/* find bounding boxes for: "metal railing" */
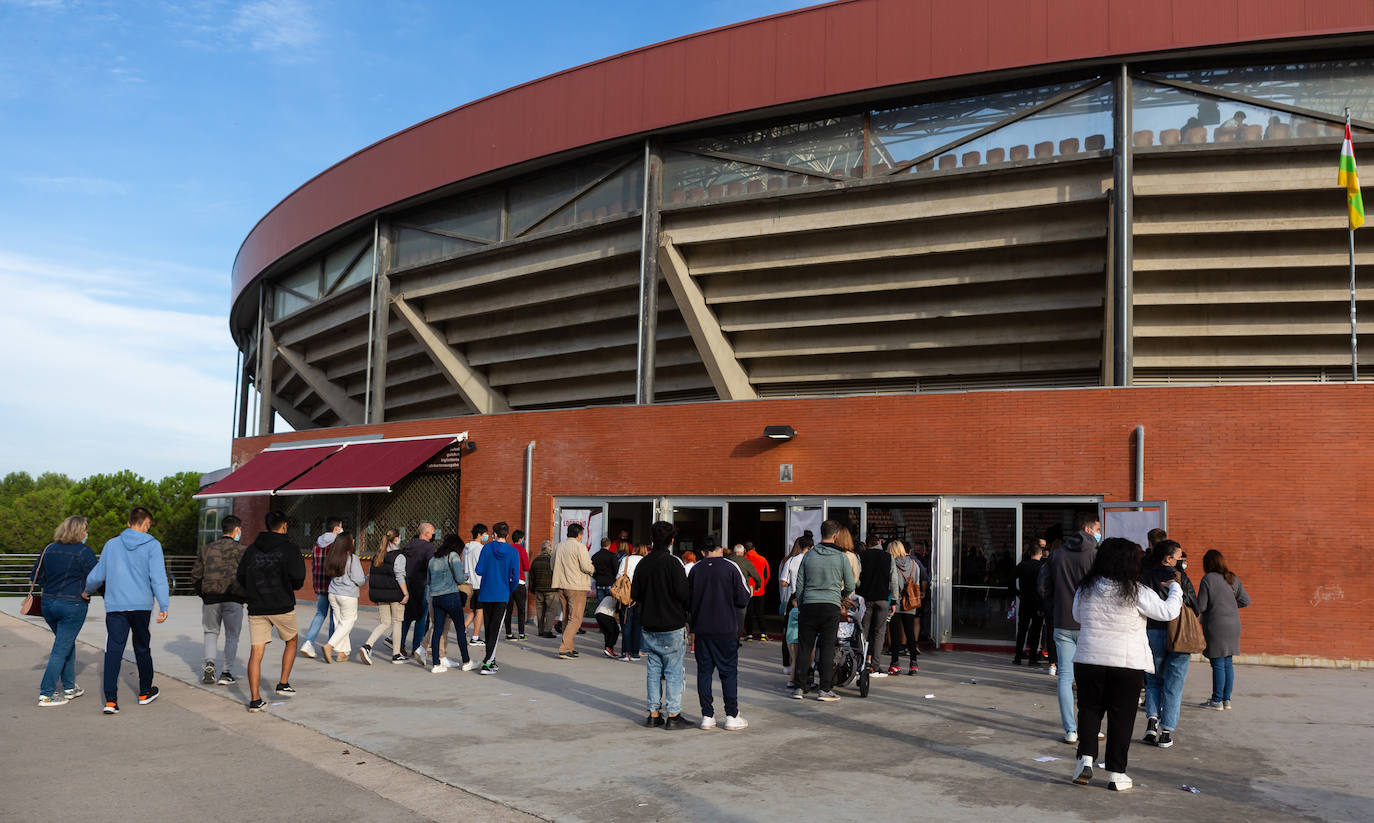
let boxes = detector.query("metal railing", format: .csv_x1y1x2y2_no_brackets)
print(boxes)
0,554,198,596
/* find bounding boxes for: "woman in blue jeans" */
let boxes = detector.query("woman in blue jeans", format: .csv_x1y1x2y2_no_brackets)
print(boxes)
426,539,472,672
1140,540,1196,747
32,516,98,706
1197,550,1250,710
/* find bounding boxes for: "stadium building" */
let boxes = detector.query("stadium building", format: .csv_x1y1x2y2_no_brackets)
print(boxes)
204,0,1374,662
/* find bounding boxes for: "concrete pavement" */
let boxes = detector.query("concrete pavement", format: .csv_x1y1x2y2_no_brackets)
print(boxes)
2,597,1369,822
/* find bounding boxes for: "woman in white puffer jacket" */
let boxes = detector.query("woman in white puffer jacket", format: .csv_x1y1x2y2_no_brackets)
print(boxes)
1069,537,1181,793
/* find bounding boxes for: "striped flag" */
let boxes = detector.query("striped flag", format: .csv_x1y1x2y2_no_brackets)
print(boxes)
1339,124,1365,230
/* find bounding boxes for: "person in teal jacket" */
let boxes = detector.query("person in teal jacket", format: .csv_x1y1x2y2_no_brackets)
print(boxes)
84,507,170,714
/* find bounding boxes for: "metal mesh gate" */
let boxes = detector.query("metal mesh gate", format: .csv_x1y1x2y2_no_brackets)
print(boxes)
360,470,461,557
279,470,460,558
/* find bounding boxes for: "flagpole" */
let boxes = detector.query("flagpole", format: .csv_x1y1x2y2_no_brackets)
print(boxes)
1349,107,1359,382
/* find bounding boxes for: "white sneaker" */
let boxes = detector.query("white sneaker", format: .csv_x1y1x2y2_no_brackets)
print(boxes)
782,665,791,675
299,641,317,659
698,715,717,730
1071,755,1093,785
1097,731,1106,740
1062,731,1079,744
1048,663,1057,677
723,715,748,731
412,648,427,666
460,661,475,671
1107,771,1133,791
441,657,461,669
430,664,446,674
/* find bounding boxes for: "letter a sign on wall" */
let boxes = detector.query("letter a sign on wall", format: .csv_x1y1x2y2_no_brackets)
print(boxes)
779,464,793,482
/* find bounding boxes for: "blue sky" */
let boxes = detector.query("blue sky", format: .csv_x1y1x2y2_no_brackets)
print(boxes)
0,0,800,480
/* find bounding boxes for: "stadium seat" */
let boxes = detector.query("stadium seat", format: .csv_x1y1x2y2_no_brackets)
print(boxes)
1010,144,1030,161
1241,124,1262,141
1213,126,1239,142
1159,129,1182,146
1266,123,1292,140
1085,134,1106,151
1059,137,1080,155
726,180,744,196
1297,122,1322,138
669,188,686,204
1133,130,1154,147
961,150,981,167
1034,141,1053,158
1183,126,1207,144
938,154,958,170
746,179,764,194
986,147,1006,163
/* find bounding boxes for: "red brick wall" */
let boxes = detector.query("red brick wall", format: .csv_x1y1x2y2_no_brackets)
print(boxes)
231,385,1374,660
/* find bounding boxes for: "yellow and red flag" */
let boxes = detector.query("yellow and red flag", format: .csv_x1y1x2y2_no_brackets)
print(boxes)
1339,124,1365,230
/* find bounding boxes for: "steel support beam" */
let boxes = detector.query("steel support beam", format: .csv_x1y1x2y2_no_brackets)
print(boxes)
368,226,392,423
636,139,663,404
235,346,250,439
256,288,276,435
392,296,512,415
273,344,365,425
657,237,757,401
1111,63,1133,386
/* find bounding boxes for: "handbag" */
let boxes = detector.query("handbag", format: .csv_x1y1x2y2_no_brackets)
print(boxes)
899,563,922,611
1167,604,1206,654
610,556,635,606
447,555,473,602
21,545,49,616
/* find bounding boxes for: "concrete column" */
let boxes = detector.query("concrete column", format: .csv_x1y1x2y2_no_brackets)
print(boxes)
1111,63,1134,386
636,139,663,405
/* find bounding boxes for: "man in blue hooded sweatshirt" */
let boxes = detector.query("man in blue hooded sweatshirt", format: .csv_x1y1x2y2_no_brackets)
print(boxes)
84,506,170,715
473,521,521,674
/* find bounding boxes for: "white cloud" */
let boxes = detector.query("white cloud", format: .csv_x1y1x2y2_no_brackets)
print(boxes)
232,0,320,57
0,250,239,480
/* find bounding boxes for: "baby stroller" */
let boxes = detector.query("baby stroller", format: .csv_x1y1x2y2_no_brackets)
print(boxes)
827,596,872,697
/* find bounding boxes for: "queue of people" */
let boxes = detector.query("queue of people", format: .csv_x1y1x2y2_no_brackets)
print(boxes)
27,506,1252,787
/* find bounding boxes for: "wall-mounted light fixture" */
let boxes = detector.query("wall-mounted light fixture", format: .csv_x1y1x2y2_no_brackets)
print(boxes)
763,425,796,440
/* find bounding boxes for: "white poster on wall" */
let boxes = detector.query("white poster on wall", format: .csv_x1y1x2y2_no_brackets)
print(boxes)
1104,509,1164,550
788,505,823,549
560,509,591,545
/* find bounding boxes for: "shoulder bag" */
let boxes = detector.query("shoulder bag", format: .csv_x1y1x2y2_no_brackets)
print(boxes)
451,555,474,602
611,556,635,606
1166,577,1206,654
22,545,50,616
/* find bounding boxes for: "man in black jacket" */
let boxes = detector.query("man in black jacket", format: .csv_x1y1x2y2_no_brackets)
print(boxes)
1012,540,1045,666
629,521,690,730
688,540,752,730
399,523,436,659
236,510,307,713
1044,511,1100,744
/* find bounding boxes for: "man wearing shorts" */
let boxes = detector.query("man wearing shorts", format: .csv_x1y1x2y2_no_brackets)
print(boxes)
236,510,307,713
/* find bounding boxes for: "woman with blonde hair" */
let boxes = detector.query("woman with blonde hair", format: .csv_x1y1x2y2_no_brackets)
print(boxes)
360,529,408,664
886,539,923,676
832,526,861,580
321,532,365,663
31,516,98,706
618,543,650,661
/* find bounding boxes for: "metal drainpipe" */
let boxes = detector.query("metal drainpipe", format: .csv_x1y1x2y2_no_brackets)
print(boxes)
1134,425,1145,501
524,441,535,535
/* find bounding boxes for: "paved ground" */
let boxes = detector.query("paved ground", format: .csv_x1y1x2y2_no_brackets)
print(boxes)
3,597,1369,822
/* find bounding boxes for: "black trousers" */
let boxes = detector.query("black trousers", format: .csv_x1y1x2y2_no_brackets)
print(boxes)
793,603,841,693
506,584,528,634
595,613,619,649
1014,602,1043,659
744,597,766,637
1075,662,1144,773
888,612,920,667
480,602,507,663
1042,619,1057,664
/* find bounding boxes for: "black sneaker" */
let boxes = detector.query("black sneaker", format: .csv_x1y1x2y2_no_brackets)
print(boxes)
137,686,160,705
217,671,237,685
518,633,527,640
391,654,407,664
1143,716,1160,745
1157,730,1174,748
248,698,266,713
663,714,690,730
274,683,296,695
103,700,119,714
202,662,216,684
553,621,563,634
506,634,517,641
645,713,665,727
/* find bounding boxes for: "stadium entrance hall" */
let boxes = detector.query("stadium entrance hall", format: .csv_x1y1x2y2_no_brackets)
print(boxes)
553,496,1104,649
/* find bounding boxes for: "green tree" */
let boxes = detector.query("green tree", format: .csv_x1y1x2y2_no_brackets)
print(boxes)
66,470,155,551
0,486,69,553
150,471,201,556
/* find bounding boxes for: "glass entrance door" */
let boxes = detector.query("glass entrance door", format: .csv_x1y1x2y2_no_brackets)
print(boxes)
943,501,1020,644
670,499,724,556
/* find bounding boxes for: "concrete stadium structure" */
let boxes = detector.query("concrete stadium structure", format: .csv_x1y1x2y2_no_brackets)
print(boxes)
212,0,1374,662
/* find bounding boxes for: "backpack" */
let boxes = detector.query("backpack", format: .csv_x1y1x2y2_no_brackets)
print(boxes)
611,556,635,606
899,563,922,611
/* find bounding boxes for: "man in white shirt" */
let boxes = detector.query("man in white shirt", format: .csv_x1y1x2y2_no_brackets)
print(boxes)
464,523,489,644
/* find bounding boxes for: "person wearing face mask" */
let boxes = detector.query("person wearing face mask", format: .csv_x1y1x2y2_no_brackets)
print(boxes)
192,515,248,685
360,529,409,664
1140,540,1197,748
1044,511,1101,745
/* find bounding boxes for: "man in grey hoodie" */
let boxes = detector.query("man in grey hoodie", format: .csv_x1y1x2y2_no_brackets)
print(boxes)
790,519,856,702
1044,511,1101,744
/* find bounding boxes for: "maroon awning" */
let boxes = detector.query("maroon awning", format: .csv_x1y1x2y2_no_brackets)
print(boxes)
193,444,344,499
274,435,460,496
